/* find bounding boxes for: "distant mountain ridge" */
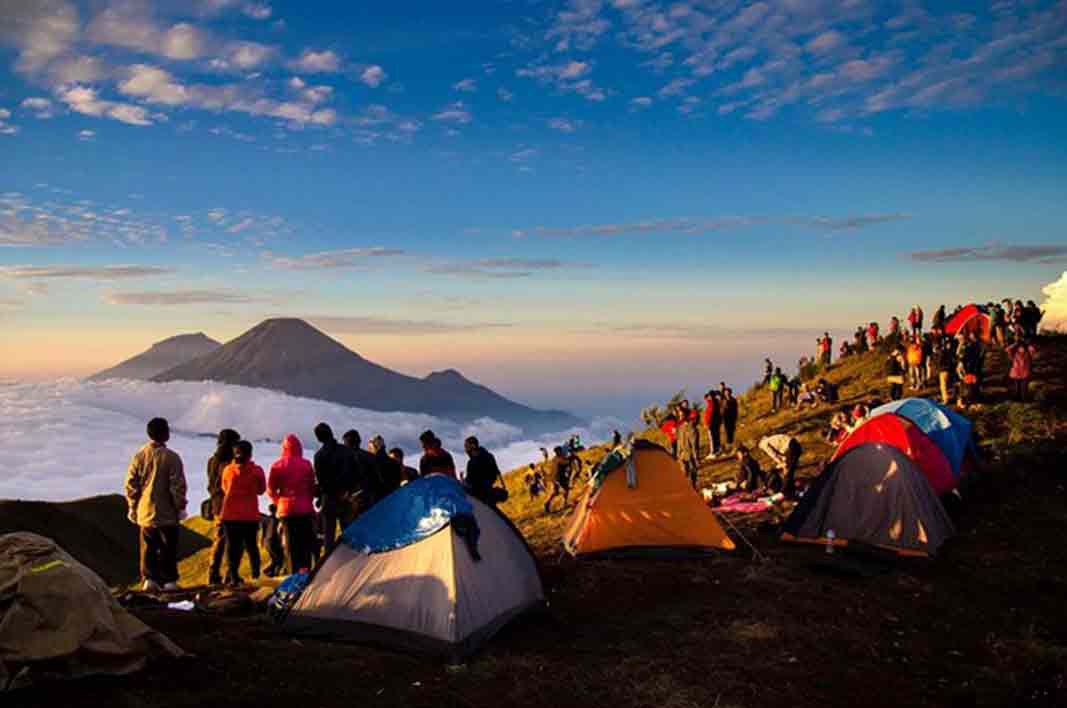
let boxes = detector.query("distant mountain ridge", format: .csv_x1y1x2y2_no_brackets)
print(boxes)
88,333,221,381
150,318,581,433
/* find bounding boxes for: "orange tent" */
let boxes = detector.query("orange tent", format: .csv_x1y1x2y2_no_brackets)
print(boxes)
562,442,735,558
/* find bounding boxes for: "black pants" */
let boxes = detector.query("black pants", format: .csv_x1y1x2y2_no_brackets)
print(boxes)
321,496,355,554
724,418,736,446
208,521,227,580
1012,378,1029,402
890,382,903,400
282,515,316,574
140,525,179,584
223,521,260,582
783,446,801,499
708,421,722,453
263,523,285,576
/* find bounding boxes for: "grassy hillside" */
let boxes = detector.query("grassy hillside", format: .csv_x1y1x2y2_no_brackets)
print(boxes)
6,334,1067,708
0,494,211,586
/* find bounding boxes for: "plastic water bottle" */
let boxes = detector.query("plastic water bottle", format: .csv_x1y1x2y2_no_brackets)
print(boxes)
825,529,836,555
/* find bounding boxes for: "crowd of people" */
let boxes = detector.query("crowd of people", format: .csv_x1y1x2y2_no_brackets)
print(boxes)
124,421,507,592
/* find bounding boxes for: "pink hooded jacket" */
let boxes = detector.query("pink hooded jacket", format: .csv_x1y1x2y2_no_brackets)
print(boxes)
268,434,317,518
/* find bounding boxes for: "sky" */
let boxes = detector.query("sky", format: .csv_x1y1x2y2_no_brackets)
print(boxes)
1,0,1066,418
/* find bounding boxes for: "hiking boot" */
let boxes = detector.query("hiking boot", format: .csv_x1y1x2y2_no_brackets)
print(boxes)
142,579,162,593
225,576,244,587
163,582,181,592
208,573,223,586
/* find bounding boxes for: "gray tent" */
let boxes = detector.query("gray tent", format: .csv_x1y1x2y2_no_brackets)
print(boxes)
0,533,184,692
781,443,955,556
282,475,544,658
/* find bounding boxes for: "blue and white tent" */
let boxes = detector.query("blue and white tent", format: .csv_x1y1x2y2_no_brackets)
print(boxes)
281,475,543,658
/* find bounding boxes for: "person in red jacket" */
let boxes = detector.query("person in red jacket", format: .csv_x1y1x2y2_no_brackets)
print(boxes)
268,434,318,574
660,415,678,457
221,440,266,586
702,391,723,459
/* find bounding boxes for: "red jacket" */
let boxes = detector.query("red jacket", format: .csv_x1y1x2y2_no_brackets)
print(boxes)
268,435,317,518
702,398,719,426
221,461,266,522
660,418,678,443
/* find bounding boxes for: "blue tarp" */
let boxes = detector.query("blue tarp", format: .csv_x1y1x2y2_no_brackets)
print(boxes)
340,474,474,554
870,398,976,477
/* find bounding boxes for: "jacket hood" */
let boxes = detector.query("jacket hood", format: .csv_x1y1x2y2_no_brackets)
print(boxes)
282,434,303,459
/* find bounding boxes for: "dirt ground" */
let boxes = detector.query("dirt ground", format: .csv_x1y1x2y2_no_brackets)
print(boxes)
7,338,1067,708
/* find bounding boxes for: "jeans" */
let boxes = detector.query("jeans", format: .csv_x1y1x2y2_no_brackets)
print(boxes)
139,525,179,585
321,495,355,554
223,521,260,582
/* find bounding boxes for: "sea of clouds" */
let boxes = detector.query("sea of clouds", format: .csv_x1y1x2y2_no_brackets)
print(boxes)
0,378,622,510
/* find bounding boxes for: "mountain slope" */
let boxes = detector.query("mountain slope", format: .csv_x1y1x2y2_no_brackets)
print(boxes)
88,333,221,381
152,318,580,432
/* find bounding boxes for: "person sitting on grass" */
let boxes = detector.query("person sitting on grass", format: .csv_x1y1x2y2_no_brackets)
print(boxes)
759,433,802,500
124,417,188,593
543,446,574,514
221,440,266,587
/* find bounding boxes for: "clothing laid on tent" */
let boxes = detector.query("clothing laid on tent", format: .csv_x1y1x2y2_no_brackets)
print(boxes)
781,443,955,557
562,441,735,558
278,475,543,659
944,304,992,342
869,398,978,479
832,414,956,495
0,533,184,693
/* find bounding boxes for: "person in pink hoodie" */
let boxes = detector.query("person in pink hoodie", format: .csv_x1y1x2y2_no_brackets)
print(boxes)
268,434,318,573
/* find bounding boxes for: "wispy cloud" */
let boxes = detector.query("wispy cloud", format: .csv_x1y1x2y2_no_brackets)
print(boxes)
431,100,472,124
289,48,340,73
452,78,477,92
909,244,1067,264
514,213,910,238
307,315,512,336
104,289,258,305
0,265,175,279
265,247,405,270
426,257,574,280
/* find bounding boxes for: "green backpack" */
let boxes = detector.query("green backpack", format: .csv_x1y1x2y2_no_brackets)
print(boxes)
769,374,783,392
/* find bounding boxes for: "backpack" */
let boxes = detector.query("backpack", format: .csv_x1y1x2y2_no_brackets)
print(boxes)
769,374,783,392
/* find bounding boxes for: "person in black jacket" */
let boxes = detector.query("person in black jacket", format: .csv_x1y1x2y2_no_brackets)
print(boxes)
722,388,739,450
885,349,906,401
368,435,403,499
342,429,382,514
313,423,358,554
206,428,240,586
463,436,504,508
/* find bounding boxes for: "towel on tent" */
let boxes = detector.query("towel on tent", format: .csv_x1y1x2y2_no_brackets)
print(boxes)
713,494,774,514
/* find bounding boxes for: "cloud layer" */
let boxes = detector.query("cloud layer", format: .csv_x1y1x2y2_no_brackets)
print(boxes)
0,378,614,508
1040,271,1067,333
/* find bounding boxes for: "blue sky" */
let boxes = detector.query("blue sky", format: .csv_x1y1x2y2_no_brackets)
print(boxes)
1,0,1065,417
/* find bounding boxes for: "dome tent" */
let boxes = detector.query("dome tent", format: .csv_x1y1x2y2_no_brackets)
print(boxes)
869,398,978,479
562,441,735,558
782,443,955,557
944,304,992,342
280,475,544,659
832,413,956,495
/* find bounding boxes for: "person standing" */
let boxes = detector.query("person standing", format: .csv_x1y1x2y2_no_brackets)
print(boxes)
933,336,956,405
342,429,382,514
124,417,188,593
268,434,317,575
769,367,786,413
703,391,722,459
463,436,505,507
418,430,457,478
676,414,700,488
723,388,739,450
660,413,679,457
543,447,573,514
388,447,419,484
931,305,946,333
313,422,357,554
369,435,403,498
611,429,622,448
221,440,266,586
206,428,240,586
820,332,833,369
1005,338,1038,402
762,358,774,386
906,335,924,390
886,348,906,401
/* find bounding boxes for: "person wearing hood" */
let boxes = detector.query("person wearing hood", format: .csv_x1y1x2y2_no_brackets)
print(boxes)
268,434,318,575
206,428,240,586
221,440,266,586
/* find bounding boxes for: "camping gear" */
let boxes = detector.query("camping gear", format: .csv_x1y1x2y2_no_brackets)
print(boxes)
280,475,543,659
832,413,956,495
0,533,184,693
562,440,736,558
944,304,992,342
869,398,977,478
781,443,955,557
